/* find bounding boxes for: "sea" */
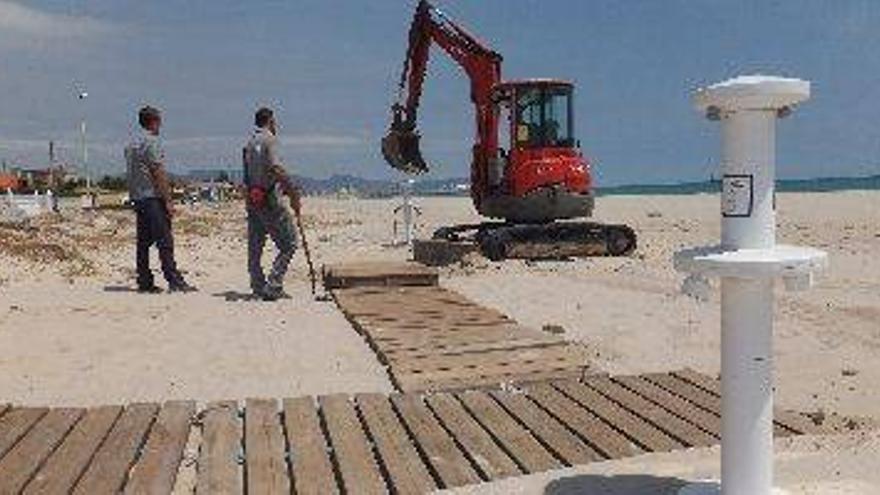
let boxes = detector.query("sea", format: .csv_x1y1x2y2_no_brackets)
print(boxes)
596,175,880,196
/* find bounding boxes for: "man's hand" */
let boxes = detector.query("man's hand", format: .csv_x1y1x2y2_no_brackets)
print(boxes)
289,192,302,215
165,201,176,219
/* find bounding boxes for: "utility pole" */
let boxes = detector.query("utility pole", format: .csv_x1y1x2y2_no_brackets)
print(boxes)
78,90,89,190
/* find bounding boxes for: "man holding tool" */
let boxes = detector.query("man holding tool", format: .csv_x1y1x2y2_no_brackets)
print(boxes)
242,107,309,301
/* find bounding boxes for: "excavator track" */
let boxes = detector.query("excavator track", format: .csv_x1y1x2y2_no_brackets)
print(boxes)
433,222,637,261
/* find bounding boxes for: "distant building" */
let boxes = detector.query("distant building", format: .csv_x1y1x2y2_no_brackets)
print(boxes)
185,169,244,184
0,173,20,191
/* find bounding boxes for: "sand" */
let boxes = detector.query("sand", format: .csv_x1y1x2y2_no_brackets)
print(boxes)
1,191,878,491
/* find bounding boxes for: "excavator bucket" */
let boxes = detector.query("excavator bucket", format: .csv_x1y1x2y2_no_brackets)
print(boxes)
381,106,429,174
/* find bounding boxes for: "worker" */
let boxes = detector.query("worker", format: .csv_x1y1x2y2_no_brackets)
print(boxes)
242,107,301,301
125,105,197,294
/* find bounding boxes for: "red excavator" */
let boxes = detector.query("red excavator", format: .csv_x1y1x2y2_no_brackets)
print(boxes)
382,0,636,260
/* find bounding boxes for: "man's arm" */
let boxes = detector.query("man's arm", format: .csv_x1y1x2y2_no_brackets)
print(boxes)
145,140,174,214
266,138,301,213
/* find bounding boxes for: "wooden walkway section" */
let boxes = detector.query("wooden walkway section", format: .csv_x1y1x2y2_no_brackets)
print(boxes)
334,285,589,392
324,261,589,392
0,370,841,494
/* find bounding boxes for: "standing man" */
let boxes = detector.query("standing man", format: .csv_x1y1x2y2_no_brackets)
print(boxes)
243,107,301,301
125,105,197,293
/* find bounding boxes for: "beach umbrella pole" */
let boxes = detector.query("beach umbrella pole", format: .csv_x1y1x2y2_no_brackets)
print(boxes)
675,76,827,495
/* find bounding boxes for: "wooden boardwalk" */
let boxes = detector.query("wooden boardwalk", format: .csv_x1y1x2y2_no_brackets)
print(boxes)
0,370,839,494
333,285,590,392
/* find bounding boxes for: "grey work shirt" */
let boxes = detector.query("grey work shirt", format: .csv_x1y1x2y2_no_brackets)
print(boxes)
125,131,164,201
243,127,282,190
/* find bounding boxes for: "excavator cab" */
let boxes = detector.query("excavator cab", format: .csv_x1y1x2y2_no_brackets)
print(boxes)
505,81,575,151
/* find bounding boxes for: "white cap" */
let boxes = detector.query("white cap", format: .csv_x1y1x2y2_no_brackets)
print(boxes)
693,75,810,115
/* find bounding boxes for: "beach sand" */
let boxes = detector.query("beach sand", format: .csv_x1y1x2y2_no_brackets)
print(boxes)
0,191,878,492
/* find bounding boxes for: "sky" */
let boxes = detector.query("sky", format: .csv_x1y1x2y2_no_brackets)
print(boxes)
1,0,879,186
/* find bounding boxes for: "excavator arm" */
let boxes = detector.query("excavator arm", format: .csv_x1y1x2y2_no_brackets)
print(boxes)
382,0,503,206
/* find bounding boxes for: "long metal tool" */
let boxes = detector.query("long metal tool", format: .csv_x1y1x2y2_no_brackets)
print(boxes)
294,208,318,297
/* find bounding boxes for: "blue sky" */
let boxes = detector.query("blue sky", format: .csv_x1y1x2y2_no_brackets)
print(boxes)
1,0,879,186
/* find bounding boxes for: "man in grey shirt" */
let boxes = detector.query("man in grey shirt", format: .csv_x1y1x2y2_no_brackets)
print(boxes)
125,106,196,293
243,107,301,301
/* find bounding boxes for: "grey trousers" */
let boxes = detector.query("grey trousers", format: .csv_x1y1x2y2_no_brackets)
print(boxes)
247,206,297,293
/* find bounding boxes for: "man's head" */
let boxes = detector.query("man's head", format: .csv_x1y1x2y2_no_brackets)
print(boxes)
138,106,162,134
255,107,276,134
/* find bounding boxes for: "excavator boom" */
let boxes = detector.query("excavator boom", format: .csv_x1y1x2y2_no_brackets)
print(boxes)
382,0,502,194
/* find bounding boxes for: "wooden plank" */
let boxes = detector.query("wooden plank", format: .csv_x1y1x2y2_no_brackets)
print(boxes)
283,397,338,495
0,407,48,461
425,394,520,480
392,344,581,374
583,376,716,448
24,406,122,495
0,408,83,494
323,261,438,289
73,403,160,494
525,383,636,459
394,359,585,393
390,394,480,488
244,399,289,495
643,372,723,416
357,394,436,494
196,401,242,495
457,391,560,473
671,369,821,435
374,326,544,349
643,373,789,437
124,401,195,494
382,336,563,360
489,390,602,466
554,381,682,453
319,395,385,495
612,375,721,438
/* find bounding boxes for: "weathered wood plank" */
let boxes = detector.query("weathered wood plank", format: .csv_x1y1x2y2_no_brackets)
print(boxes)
554,381,682,453
525,383,636,459
583,376,716,448
0,407,48,462
196,401,241,495
489,390,602,466
323,261,438,289
395,361,584,393
392,344,581,374
73,403,159,494
283,397,338,495
671,368,822,435
612,375,721,438
458,391,560,473
124,401,195,494
319,394,385,495
643,373,723,416
24,406,122,495
0,408,83,494
425,394,520,480
357,394,436,495
382,336,563,361
390,394,480,488
244,399,289,495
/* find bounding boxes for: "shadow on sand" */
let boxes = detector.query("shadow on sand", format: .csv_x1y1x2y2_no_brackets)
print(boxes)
103,285,139,293
212,290,260,302
545,474,712,495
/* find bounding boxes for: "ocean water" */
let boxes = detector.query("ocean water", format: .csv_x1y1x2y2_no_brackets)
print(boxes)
596,175,880,196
